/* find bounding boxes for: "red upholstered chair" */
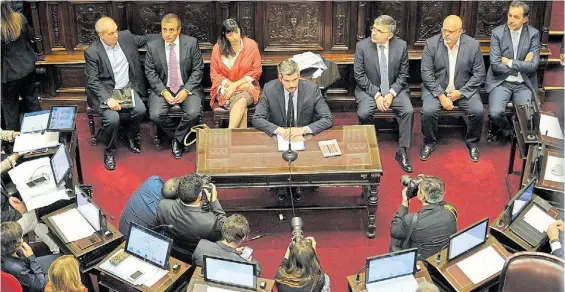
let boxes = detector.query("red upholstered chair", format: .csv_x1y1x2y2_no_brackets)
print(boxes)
497,251,564,292
1,271,23,292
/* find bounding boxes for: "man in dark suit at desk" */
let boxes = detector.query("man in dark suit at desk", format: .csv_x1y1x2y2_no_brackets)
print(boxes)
420,15,485,162
546,219,564,257
390,175,458,260
252,59,333,202
85,17,147,171
486,1,540,141
156,174,226,259
145,13,204,159
354,15,414,173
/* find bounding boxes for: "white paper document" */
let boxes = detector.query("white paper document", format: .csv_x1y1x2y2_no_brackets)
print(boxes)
99,250,168,287
50,208,95,242
523,205,556,233
13,132,60,154
457,246,505,284
277,135,305,151
195,285,239,292
20,110,50,134
544,155,565,183
540,114,564,140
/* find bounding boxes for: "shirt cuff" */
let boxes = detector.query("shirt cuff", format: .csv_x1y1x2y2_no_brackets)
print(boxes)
508,60,514,68
374,92,382,99
244,76,254,84
303,127,313,135
551,241,562,253
274,128,280,135
389,88,397,97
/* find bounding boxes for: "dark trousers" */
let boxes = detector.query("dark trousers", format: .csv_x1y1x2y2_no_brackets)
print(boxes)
488,81,532,130
421,92,484,147
96,93,146,155
355,87,414,149
149,89,203,143
1,71,41,131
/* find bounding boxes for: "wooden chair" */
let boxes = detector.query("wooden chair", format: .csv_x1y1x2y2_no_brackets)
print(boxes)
211,103,256,128
152,105,204,148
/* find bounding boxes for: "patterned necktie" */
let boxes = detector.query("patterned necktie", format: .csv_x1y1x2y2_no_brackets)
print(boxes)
379,45,389,94
287,92,295,127
168,43,180,94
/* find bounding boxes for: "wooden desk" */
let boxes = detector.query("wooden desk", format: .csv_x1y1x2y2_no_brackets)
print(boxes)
95,242,191,292
346,261,431,292
186,267,274,292
522,147,564,193
425,236,510,292
41,204,123,272
196,125,383,238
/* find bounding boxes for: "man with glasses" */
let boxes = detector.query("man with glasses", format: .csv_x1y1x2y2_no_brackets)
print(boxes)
420,15,485,162
145,14,204,159
354,15,414,172
486,1,540,141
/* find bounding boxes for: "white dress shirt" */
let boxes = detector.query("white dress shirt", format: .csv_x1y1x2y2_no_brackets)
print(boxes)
101,39,129,90
506,25,525,83
444,38,460,92
374,40,397,98
274,87,312,134
165,36,184,89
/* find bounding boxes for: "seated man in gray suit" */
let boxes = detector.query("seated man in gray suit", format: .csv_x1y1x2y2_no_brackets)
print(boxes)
487,1,540,140
85,17,147,171
192,214,261,275
354,15,414,173
252,59,333,202
145,13,204,159
421,15,485,162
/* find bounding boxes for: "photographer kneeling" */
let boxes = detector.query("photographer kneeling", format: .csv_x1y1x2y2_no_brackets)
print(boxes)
275,237,330,292
390,175,457,260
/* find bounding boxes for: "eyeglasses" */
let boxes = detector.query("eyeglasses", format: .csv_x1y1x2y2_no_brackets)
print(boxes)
370,26,391,34
442,28,461,34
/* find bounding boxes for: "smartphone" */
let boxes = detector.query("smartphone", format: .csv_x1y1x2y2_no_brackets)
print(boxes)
130,271,143,281
240,246,254,261
27,176,47,188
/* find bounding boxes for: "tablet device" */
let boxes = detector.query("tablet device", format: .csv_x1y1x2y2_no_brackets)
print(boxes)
47,106,78,132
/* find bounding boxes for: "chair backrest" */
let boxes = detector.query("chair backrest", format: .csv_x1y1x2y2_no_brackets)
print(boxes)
497,251,564,292
1,271,23,292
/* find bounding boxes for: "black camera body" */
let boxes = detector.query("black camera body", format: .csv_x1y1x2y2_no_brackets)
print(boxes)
200,175,213,212
291,217,304,243
400,175,421,199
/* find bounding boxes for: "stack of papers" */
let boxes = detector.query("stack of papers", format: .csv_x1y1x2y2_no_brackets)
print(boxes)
13,132,60,154
457,246,505,284
540,114,563,140
277,135,305,151
49,208,95,242
99,250,168,287
523,205,556,233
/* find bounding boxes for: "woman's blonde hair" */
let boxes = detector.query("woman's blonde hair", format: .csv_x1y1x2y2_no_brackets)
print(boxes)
1,2,23,42
47,255,85,292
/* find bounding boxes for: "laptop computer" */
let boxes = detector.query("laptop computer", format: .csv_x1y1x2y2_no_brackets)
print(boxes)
497,179,535,227
47,106,78,132
50,144,72,188
125,222,173,270
447,218,489,261
365,248,419,292
203,255,257,291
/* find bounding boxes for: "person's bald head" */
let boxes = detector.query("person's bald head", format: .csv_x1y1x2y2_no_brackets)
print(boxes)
442,15,463,48
95,16,118,48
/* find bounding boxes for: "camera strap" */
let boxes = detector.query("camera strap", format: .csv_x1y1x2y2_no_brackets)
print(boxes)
402,214,418,249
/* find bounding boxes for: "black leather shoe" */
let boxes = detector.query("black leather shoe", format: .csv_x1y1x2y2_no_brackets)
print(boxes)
104,153,116,171
420,145,435,161
466,145,480,162
293,187,304,202
395,151,413,173
171,139,183,159
120,134,141,154
277,188,288,203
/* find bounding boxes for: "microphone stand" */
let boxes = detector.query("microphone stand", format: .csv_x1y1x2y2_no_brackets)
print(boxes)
282,101,298,163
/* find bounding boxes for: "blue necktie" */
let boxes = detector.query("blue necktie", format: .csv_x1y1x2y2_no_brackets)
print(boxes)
379,45,389,94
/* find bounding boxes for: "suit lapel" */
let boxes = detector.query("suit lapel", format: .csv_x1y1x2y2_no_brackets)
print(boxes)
504,25,515,59
388,39,395,79
277,81,286,121
158,39,168,78
296,81,304,123
454,37,466,80
179,35,187,83
516,25,528,60
118,34,135,77
373,43,381,80
439,36,450,78
97,39,114,81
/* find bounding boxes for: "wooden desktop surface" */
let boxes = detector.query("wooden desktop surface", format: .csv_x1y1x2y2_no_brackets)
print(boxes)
426,236,510,292
346,261,431,292
96,242,191,292
186,267,274,292
522,147,564,192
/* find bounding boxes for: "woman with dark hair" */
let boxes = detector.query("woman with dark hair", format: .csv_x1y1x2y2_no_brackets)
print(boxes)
275,237,330,292
210,18,262,128
1,2,41,131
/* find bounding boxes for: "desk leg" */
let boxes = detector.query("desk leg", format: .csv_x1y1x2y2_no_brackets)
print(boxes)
75,140,84,184
507,138,517,175
363,184,379,239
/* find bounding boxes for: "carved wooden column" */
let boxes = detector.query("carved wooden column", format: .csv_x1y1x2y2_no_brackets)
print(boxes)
356,1,366,41
541,1,551,51
29,2,44,60
220,2,230,20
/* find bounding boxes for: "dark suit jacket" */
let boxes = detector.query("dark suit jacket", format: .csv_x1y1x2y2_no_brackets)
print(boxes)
144,34,204,95
252,79,333,135
192,240,262,275
156,199,226,253
354,37,410,97
1,184,22,222
390,202,457,260
1,254,46,292
421,34,486,99
84,30,148,110
1,16,36,83
486,24,540,97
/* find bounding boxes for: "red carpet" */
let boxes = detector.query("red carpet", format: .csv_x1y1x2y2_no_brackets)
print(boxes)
76,110,537,291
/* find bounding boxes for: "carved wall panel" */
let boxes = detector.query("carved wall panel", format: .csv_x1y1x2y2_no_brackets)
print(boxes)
180,2,215,49
45,2,65,51
56,66,86,89
332,2,350,50
369,1,407,39
237,2,255,40
264,2,324,51
130,3,167,35
69,3,109,50
414,1,457,46
474,1,509,39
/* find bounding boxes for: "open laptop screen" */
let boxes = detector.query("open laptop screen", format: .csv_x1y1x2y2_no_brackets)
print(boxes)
511,180,535,221
51,145,71,187
204,255,256,290
125,222,172,270
448,218,489,261
76,187,101,231
366,248,417,284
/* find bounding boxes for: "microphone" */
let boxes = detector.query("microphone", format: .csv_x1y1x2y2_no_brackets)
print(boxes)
435,243,450,264
353,265,366,283
282,93,298,163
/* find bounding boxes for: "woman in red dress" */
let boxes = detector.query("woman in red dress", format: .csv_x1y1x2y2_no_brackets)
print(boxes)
210,19,262,128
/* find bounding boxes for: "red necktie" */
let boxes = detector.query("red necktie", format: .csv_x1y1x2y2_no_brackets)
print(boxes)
168,43,180,93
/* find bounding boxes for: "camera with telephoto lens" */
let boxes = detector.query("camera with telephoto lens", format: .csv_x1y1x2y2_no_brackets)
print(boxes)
291,217,304,243
400,175,421,199
200,175,213,212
